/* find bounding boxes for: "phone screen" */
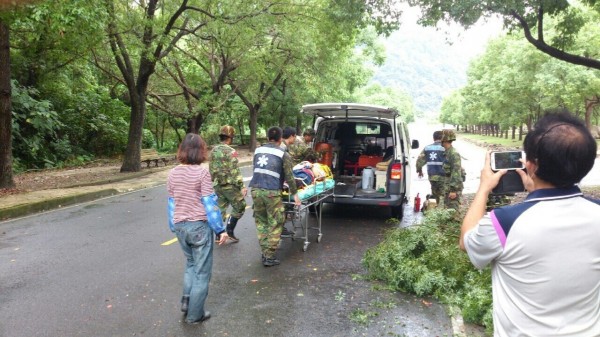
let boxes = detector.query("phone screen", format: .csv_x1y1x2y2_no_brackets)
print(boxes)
492,151,525,170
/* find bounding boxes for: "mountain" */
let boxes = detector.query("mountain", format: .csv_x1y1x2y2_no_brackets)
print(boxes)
371,15,502,117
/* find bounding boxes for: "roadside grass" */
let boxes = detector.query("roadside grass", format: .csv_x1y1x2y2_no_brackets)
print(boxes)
459,132,600,149
458,132,522,149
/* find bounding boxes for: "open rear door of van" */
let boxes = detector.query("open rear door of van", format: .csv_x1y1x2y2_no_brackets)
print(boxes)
301,103,399,119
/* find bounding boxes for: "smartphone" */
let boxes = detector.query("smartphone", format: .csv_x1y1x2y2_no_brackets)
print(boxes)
490,151,525,171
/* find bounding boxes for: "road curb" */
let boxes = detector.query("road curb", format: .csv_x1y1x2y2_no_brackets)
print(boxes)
0,189,119,220
62,167,169,189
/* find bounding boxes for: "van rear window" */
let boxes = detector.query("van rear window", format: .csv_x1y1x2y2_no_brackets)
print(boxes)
356,123,380,135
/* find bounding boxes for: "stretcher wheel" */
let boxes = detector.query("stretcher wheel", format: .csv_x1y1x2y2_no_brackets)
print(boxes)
317,234,322,243
303,242,309,252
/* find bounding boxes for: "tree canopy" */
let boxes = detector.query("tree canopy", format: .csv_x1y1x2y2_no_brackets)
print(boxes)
0,0,410,185
408,0,600,70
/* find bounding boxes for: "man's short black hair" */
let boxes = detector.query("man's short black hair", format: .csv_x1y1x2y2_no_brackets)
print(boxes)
267,126,282,142
433,131,443,141
523,110,597,187
282,126,296,139
303,128,315,137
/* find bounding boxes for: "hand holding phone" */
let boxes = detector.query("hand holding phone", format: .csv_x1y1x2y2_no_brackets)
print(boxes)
489,151,526,194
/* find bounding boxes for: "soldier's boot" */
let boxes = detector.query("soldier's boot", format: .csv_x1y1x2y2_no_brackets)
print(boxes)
262,254,280,267
226,216,240,243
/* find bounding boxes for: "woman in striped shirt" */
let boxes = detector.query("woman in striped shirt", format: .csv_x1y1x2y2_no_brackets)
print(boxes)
167,133,229,324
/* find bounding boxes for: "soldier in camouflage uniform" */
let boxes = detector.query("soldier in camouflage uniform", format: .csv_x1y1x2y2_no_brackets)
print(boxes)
288,140,318,163
209,125,247,243
249,126,301,267
280,126,317,163
416,131,445,204
302,128,315,146
440,129,464,212
280,126,296,152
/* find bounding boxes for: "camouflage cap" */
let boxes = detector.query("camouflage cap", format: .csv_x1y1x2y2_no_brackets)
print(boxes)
441,129,456,142
219,125,235,138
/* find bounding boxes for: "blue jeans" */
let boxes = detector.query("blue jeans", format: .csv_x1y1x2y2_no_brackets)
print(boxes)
174,220,213,322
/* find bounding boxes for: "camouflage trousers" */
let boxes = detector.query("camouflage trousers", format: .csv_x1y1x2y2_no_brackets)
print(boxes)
429,180,444,204
214,185,247,221
251,188,285,259
441,190,462,212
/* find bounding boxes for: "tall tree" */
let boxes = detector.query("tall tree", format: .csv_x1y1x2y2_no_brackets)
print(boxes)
102,0,196,172
408,0,600,70
0,16,14,188
101,0,283,171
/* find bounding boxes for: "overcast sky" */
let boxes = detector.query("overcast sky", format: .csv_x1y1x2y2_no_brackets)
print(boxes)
387,5,505,61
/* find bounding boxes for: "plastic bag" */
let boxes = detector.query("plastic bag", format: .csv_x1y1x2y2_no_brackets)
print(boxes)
167,197,175,233
200,193,225,234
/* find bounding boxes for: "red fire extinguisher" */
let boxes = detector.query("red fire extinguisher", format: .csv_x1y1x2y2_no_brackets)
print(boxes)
414,193,421,212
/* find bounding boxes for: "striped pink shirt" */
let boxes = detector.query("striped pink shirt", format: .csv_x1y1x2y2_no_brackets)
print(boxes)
167,164,214,224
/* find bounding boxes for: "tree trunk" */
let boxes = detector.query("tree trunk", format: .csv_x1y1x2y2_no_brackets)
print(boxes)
120,88,145,172
187,112,203,134
249,105,258,152
585,96,599,129
0,19,14,189
511,126,516,140
519,124,524,141
296,115,302,135
237,118,246,145
278,109,285,127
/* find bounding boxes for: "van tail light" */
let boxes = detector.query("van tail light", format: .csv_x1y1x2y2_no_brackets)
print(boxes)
391,163,402,180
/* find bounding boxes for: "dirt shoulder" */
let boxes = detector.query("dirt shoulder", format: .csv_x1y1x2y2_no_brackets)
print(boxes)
3,141,600,200
0,145,255,198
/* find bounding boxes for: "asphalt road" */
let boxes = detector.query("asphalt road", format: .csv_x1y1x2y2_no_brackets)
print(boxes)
0,164,454,337
3,123,599,337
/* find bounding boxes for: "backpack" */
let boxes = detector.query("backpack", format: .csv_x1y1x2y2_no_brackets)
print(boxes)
293,167,314,187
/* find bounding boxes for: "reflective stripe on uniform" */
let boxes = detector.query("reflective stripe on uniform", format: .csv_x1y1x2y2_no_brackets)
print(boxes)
255,147,284,158
254,168,281,179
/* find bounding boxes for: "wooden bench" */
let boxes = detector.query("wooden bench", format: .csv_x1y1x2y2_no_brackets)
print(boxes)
140,148,173,167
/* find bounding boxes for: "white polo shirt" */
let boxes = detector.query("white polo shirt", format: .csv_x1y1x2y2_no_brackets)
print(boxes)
464,186,600,336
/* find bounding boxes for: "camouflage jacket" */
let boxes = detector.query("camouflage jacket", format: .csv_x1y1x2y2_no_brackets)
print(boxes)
209,143,244,189
282,151,299,195
288,141,318,164
442,146,464,193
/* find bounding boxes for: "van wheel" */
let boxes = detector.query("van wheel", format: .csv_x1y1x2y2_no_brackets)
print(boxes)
391,205,404,220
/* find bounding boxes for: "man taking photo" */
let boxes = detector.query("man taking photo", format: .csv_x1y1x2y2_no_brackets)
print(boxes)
460,111,600,335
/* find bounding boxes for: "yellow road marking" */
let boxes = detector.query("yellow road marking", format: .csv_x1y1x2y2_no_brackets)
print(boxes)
161,238,178,246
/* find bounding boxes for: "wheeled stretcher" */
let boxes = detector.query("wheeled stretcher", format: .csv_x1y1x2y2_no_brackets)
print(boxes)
282,178,334,252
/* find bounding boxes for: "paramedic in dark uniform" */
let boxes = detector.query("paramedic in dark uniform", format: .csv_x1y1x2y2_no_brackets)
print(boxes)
249,126,301,267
